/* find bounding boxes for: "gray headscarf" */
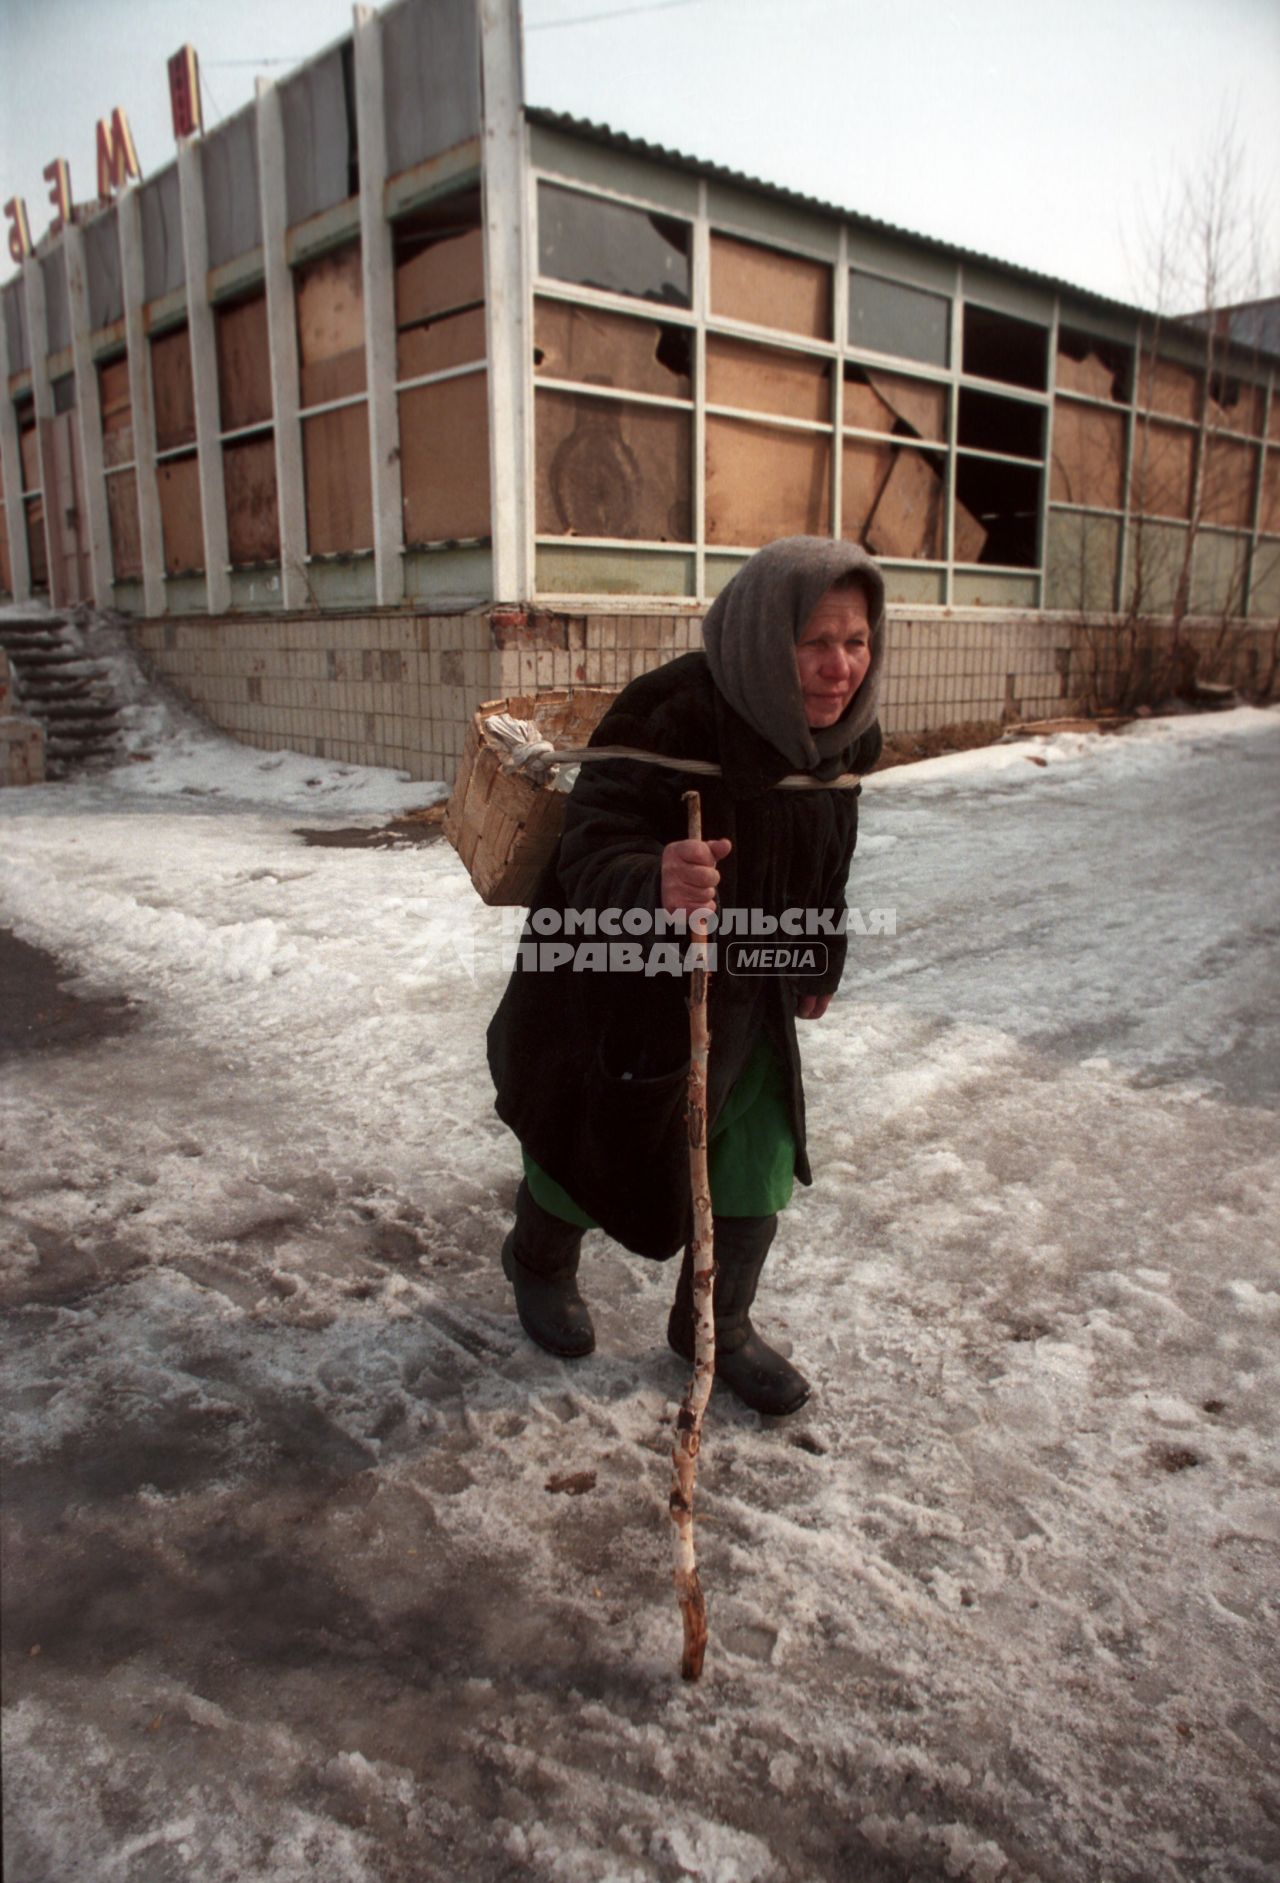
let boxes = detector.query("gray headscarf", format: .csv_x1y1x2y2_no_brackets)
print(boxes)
701,537,886,772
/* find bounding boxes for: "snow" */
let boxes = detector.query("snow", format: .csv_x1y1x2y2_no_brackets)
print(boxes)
2,658,1278,1883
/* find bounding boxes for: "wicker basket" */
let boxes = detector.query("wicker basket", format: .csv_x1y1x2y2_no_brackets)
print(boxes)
444,688,617,906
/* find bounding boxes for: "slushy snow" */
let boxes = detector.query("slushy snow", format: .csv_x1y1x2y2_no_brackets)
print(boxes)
1,630,1277,1883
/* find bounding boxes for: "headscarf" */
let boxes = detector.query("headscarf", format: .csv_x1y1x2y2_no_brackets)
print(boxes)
701,537,886,771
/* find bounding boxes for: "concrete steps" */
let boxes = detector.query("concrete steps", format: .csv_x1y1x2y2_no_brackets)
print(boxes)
0,614,126,778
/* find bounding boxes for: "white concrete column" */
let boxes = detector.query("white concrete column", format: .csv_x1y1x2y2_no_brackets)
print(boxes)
353,4,404,605
64,226,113,605
176,136,231,613
117,185,166,616
256,77,307,610
0,295,32,601
22,254,60,602
479,0,532,605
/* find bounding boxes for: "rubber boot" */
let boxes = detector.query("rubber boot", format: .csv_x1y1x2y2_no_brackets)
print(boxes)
501,1179,595,1358
667,1214,810,1416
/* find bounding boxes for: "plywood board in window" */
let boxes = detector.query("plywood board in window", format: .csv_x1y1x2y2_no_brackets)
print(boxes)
843,377,896,436
99,357,134,466
1055,348,1121,401
533,299,690,400
537,390,691,542
296,244,367,409
865,447,945,562
397,305,488,383
1259,453,1279,535
395,227,484,326
1129,421,1194,520
706,335,829,423
157,451,205,573
224,434,280,565
152,327,197,452
216,294,273,432
1201,437,1256,530
19,421,42,493
51,410,89,604
400,373,491,544
841,437,895,538
706,415,829,546
1138,356,1200,423
710,233,831,339
867,371,948,443
25,497,49,588
1206,380,1263,436
303,404,373,555
106,468,143,580
1051,401,1125,511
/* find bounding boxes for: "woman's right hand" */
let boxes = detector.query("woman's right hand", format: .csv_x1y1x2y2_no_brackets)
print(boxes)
661,837,732,917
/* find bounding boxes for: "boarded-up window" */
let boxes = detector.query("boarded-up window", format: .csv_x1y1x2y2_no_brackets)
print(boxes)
296,243,367,407
706,416,829,546
25,497,49,589
706,336,829,422
843,441,949,562
1129,421,1194,521
954,458,1041,566
534,299,691,400
1051,401,1126,511
963,305,1048,391
1259,453,1279,535
1055,328,1130,404
157,453,204,574
394,201,485,382
98,356,134,466
538,183,691,310
105,468,143,580
850,272,948,367
152,326,197,452
224,435,280,565
1206,375,1264,436
712,234,831,340
1200,437,1256,531
845,365,947,442
215,291,273,432
400,373,490,544
302,406,373,554
18,411,41,493
537,390,691,541
1137,354,1201,423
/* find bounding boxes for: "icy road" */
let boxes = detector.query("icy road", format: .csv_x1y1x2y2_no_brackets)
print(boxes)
1,683,1278,1883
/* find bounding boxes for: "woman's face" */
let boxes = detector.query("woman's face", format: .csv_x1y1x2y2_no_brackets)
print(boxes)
794,587,873,728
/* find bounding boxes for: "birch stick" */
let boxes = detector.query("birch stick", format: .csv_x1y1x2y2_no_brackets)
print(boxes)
670,787,715,1681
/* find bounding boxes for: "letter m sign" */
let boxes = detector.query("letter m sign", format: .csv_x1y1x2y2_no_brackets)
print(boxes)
97,108,141,200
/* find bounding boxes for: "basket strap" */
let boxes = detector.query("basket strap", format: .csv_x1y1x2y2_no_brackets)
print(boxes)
544,744,862,791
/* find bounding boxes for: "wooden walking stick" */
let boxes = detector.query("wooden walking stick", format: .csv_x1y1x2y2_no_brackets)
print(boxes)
670,788,715,1681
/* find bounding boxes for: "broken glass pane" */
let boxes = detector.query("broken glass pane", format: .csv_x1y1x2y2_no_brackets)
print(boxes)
849,272,949,367
954,456,1042,566
963,305,1048,390
958,389,1044,460
538,183,691,310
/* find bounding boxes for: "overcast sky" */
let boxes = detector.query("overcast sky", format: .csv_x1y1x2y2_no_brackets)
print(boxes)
1,0,1277,308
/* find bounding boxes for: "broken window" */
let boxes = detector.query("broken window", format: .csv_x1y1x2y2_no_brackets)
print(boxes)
401,373,491,545
844,365,947,442
294,242,372,556
962,305,1048,390
1205,372,1263,436
706,416,829,546
1055,327,1131,404
1201,437,1257,531
849,272,948,367
150,324,203,576
536,300,692,400
843,440,947,561
1136,352,1201,424
712,234,831,340
958,389,1044,460
1129,420,1194,521
98,353,143,581
394,193,486,382
538,390,691,542
953,457,1041,566
1051,400,1126,511
706,336,830,422
538,182,691,310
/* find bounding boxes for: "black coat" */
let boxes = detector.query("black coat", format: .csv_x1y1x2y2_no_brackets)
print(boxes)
486,652,882,1259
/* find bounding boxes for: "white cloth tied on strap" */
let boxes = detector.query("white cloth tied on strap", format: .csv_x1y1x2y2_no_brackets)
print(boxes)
485,712,558,782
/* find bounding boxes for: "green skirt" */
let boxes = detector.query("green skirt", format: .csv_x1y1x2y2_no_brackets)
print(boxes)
523,1037,795,1227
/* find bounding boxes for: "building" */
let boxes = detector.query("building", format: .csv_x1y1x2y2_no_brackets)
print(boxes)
2,0,1277,780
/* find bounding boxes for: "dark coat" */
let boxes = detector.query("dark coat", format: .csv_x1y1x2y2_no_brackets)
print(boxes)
486,651,882,1259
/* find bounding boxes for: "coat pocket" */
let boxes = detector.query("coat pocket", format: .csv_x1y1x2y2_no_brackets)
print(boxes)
577,1037,692,1260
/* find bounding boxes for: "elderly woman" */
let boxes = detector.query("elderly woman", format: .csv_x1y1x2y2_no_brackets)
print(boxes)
487,536,885,1416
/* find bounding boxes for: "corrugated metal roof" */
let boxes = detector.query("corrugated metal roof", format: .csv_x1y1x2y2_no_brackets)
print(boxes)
524,105,1153,321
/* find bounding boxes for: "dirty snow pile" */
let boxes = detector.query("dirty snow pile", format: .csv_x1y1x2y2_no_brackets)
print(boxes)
1,698,1278,1883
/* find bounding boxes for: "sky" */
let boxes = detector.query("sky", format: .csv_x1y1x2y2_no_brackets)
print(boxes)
1,0,1278,308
